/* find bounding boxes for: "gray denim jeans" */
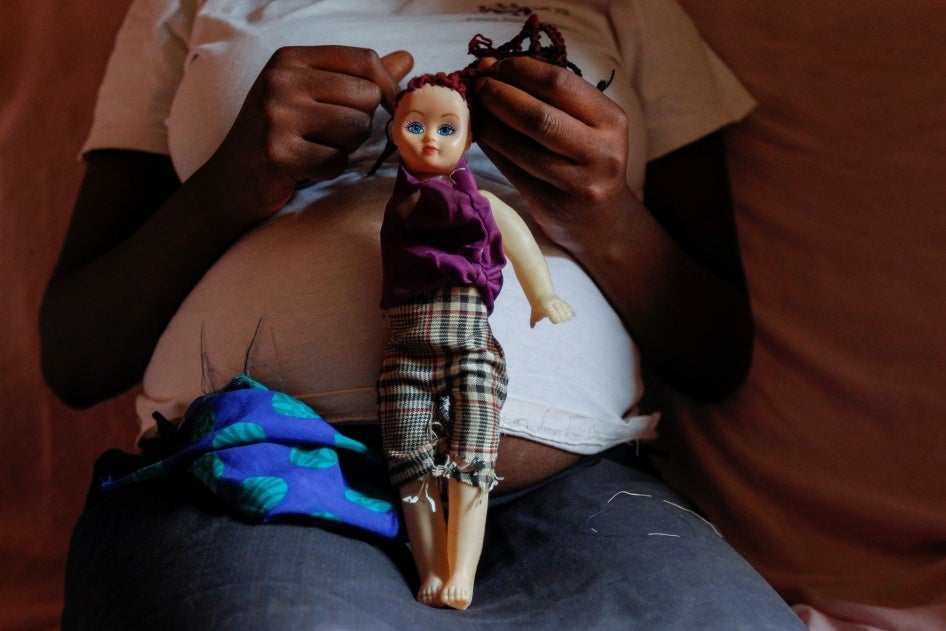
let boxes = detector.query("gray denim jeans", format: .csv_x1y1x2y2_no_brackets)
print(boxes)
63,448,805,630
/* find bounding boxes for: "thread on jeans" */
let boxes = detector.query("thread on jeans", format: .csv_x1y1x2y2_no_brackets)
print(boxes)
662,500,722,537
607,490,652,502
586,490,722,539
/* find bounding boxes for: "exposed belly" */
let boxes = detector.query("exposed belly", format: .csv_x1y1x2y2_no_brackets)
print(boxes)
143,185,391,423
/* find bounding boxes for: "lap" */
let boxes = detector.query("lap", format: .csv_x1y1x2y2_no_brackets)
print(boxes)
63,451,805,630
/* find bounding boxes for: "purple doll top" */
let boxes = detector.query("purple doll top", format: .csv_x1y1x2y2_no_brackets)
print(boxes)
380,160,506,313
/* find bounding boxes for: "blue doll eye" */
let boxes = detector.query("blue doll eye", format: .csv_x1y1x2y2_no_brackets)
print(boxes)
437,124,457,137
405,121,425,135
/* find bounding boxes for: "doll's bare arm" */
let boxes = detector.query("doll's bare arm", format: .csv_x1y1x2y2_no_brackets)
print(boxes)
482,191,574,327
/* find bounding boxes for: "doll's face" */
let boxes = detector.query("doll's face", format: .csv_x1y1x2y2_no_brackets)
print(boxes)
392,84,472,179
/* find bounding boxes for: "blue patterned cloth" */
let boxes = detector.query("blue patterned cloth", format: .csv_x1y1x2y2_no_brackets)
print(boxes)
101,374,401,539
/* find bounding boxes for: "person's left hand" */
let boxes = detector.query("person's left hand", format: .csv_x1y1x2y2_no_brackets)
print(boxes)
471,57,632,257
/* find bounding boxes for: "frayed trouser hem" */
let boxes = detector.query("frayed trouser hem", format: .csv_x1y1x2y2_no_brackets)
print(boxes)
390,448,500,493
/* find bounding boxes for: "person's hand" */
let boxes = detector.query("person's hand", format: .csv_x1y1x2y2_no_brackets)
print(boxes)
471,57,630,256
203,46,414,223
530,296,575,327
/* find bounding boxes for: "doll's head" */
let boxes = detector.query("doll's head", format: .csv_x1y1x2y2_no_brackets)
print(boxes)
370,14,600,176
391,72,475,179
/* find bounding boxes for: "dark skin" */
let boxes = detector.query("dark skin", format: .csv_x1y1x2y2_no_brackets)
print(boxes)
40,47,752,489
473,56,751,401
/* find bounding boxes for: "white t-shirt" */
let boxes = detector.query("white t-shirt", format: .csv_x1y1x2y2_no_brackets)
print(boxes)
84,0,754,454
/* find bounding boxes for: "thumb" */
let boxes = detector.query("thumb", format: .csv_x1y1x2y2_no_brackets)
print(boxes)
530,309,544,328
382,50,414,82
380,50,414,111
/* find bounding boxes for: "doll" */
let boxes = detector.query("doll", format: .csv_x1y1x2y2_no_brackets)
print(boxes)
377,16,582,610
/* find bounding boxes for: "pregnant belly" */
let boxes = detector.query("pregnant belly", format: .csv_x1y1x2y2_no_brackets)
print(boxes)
140,179,591,490
142,190,390,427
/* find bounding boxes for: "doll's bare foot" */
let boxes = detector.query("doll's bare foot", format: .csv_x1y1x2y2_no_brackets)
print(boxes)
441,574,474,610
417,575,446,607
400,478,449,607
442,476,486,611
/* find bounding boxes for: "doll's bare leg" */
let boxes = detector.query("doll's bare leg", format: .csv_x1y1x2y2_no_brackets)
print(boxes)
400,477,449,607
442,476,488,610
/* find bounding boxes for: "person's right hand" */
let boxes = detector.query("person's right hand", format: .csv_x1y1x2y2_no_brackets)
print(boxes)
203,46,413,223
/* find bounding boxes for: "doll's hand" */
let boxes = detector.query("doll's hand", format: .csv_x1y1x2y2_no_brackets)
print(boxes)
203,46,414,223
472,57,630,257
531,297,575,327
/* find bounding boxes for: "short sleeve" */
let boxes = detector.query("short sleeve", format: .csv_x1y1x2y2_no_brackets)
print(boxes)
618,0,756,160
80,0,196,156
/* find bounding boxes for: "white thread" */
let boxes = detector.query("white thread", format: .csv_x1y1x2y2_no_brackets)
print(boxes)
607,490,652,503
402,477,438,512
662,500,722,537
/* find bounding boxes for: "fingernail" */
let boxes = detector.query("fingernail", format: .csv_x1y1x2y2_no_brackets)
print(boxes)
476,57,498,71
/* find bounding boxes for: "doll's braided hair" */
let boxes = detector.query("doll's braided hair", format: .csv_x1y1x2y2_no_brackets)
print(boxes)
369,14,609,175
466,14,584,78
394,14,593,106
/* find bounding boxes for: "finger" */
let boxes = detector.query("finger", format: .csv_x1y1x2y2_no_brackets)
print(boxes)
477,57,614,127
259,67,375,153
551,302,575,323
477,121,587,193
291,46,408,114
542,301,574,325
479,143,565,203
379,50,414,113
299,102,374,154
294,68,391,116
474,74,586,158
476,115,568,169
284,134,351,182
381,50,414,84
